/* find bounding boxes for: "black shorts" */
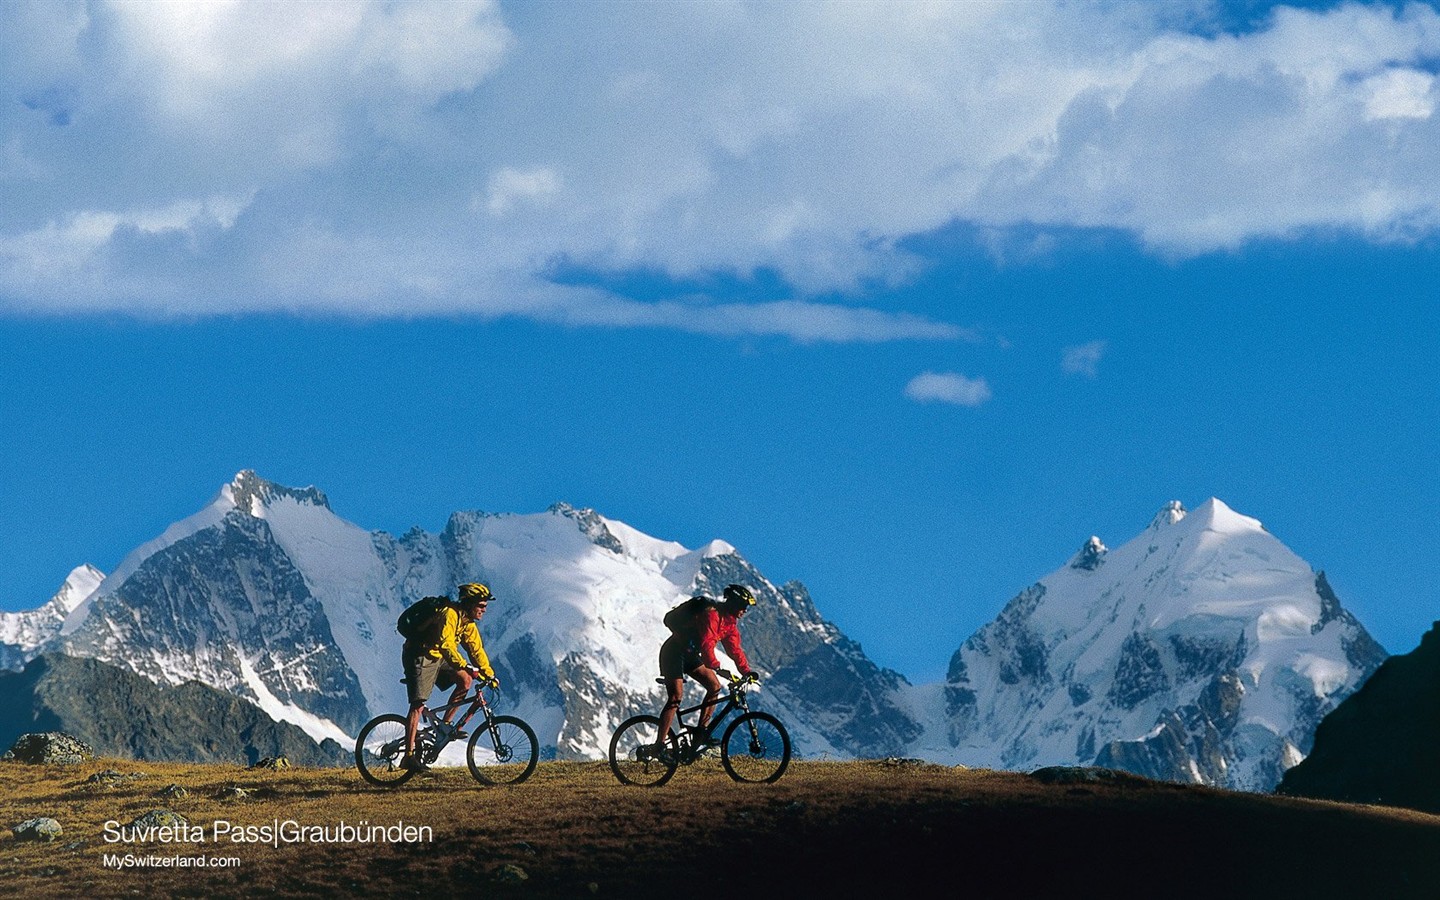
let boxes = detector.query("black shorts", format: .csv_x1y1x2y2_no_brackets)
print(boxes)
659,634,704,680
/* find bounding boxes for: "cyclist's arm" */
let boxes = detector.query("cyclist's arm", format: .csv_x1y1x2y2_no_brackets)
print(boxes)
720,622,751,677
459,621,496,681
696,608,725,670
435,608,469,669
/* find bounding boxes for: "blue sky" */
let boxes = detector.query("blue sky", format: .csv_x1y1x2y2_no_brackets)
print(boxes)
1,0,1437,682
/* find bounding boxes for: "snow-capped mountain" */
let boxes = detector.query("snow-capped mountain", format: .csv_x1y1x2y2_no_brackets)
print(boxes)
3,471,919,759
0,476,1385,788
919,498,1386,790
0,564,103,670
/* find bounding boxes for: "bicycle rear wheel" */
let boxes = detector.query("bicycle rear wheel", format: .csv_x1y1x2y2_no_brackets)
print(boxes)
467,715,539,785
608,714,677,786
721,712,790,783
355,714,415,787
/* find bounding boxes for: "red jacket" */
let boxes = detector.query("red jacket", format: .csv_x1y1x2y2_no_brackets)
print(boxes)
696,607,751,675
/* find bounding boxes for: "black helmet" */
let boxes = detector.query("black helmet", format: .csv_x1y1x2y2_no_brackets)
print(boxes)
721,584,756,612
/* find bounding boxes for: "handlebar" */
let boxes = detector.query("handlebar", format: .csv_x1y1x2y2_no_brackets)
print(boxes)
728,672,762,693
463,668,499,690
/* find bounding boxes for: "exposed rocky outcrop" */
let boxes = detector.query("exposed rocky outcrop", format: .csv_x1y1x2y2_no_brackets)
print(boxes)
3,732,94,765
12,817,63,842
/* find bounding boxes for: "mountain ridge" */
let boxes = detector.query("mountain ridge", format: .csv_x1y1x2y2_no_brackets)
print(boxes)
0,472,1385,788
4,470,922,761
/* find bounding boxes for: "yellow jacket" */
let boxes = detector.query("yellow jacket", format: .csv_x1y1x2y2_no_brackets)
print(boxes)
422,606,495,679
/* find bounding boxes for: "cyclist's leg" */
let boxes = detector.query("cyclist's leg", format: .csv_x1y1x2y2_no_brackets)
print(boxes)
657,636,688,745
690,664,722,731
405,702,424,757
402,648,440,761
657,677,684,744
439,664,473,725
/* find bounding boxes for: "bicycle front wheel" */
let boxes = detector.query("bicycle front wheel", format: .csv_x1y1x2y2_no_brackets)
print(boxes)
355,713,415,787
467,715,539,785
608,714,677,787
721,712,791,783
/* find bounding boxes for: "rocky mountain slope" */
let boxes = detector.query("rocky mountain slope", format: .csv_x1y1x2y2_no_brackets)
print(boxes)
914,499,1386,791
1278,621,1440,812
0,654,346,765
1,472,919,760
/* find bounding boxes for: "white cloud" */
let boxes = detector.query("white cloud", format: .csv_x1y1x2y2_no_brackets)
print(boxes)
109,0,510,113
905,372,993,408
1364,67,1436,120
0,195,252,286
973,4,1440,252
2,2,1440,335
485,166,563,216
1062,340,1108,378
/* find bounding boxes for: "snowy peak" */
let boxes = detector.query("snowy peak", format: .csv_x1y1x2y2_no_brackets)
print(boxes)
1069,537,1108,571
1150,500,1187,529
1144,497,1262,541
1,564,106,656
76,471,341,618
51,565,104,615
225,470,331,516
23,473,923,762
938,497,1386,791
1177,497,1264,536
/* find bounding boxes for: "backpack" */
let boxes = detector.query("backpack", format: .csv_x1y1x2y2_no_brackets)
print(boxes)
663,595,715,634
397,596,451,642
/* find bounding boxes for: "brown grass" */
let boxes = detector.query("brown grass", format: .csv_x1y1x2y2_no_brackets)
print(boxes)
2,757,1439,899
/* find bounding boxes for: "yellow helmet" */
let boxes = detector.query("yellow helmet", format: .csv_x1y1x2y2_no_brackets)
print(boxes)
457,583,492,605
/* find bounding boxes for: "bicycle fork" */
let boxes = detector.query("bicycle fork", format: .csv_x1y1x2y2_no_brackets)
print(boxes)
737,695,768,755
487,718,511,762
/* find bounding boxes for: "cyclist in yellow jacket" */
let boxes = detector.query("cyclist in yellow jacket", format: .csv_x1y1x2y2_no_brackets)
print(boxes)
402,582,499,772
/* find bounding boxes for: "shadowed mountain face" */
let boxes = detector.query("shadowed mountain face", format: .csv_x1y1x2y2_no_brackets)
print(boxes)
0,654,347,766
61,511,369,732
1279,622,1440,813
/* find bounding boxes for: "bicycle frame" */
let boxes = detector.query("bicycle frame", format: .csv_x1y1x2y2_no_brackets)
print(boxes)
357,678,540,786
414,683,497,757
608,676,790,786
666,682,753,759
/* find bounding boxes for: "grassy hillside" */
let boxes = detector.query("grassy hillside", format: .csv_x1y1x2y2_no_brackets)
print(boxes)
2,758,1438,898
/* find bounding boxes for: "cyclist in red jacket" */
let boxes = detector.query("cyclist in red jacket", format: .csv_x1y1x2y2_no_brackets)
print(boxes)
656,583,758,757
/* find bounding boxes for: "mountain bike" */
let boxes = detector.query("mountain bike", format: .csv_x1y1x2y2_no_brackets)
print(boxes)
608,674,790,786
355,677,538,787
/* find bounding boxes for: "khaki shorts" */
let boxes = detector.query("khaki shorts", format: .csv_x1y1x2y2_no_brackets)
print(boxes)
403,646,461,706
